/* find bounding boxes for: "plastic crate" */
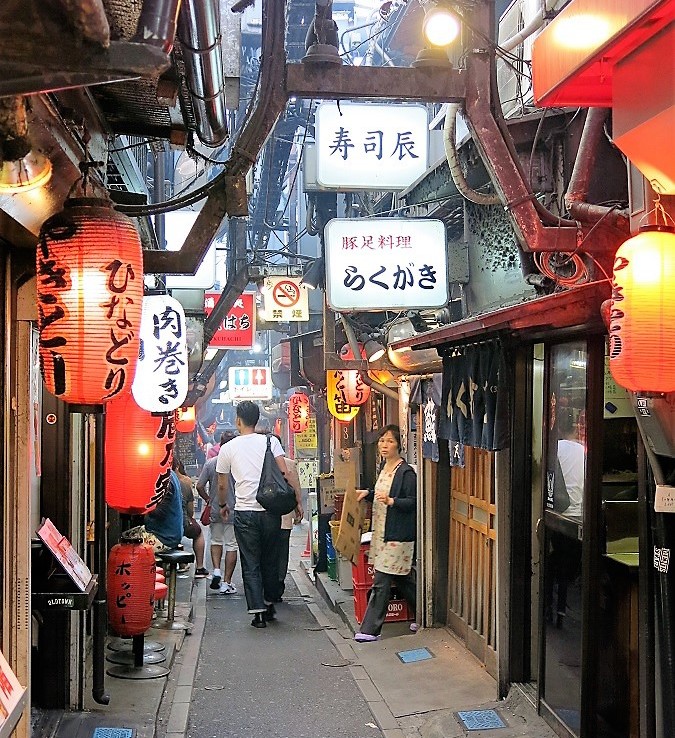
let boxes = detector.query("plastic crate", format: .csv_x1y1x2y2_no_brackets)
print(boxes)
352,584,410,624
352,544,374,586
327,558,338,581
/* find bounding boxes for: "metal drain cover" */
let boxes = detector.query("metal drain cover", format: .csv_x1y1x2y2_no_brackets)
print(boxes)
456,709,506,730
396,647,434,663
92,729,136,738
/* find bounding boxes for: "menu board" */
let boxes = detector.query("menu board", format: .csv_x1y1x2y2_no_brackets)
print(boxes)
36,519,93,592
0,650,25,737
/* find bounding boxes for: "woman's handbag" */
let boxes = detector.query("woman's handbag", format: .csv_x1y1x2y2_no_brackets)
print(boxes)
199,503,211,526
256,436,297,515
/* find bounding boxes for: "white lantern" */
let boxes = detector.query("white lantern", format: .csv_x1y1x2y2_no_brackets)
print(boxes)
132,294,188,412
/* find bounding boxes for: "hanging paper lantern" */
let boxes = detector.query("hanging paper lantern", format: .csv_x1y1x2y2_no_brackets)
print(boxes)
132,294,188,412
107,540,156,637
105,392,175,515
176,406,196,434
288,391,311,433
341,371,370,406
609,226,675,393
338,343,371,406
37,198,143,405
326,370,360,423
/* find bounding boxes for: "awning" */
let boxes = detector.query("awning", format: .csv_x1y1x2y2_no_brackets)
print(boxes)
389,282,610,352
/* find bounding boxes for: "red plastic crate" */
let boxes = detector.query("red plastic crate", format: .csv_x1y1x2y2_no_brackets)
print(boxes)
352,584,410,624
352,544,374,586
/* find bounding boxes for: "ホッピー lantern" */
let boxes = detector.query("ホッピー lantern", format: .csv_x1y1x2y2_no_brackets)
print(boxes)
176,406,196,434
326,370,360,423
609,225,675,393
288,391,311,433
132,294,188,412
37,198,144,406
105,392,175,515
107,540,156,637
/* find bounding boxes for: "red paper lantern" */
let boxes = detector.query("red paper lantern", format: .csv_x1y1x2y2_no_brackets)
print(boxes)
609,225,675,393
105,392,175,515
176,406,196,434
338,343,371,406
288,392,311,433
341,371,370,406
107,540,156,637
37,198,144,406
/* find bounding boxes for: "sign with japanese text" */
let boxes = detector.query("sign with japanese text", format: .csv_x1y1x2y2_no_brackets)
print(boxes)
228,366,273,400
316,102,428,190
325,218,448,311
259,277,309,322
204,292,255,349
132,295,188,412
294,416,318,451
36,518,93,592
0,649,25,735
297,459,320,491
326,370,360,423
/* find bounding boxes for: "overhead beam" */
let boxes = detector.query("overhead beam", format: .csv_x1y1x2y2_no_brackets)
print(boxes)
285,64,466,102
0,41,170,98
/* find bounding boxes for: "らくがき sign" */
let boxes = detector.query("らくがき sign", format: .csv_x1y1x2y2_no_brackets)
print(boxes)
132,295,188,412
315,102,428,190
204,292,255,349
325,218,448,312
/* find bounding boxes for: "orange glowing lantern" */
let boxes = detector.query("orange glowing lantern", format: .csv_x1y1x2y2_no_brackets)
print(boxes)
107,539,156,637
37,198,144,406
288,391,311,433
176,406,196,434
609,225,675,393
326,370,360,423
105,392,175,515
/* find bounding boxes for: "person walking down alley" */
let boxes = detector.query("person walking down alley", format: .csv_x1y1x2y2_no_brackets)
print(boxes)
196,431,238,594
174,457,208,577
278,450,303,601
216,401,287,628
355,425,417,642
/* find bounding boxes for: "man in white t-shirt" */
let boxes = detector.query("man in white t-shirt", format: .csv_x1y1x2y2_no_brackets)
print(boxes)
216,401,287,628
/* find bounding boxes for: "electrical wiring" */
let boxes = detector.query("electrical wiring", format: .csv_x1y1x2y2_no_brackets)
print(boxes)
533,250,589,286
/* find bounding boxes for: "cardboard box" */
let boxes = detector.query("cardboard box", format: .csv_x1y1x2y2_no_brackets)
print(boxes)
317,475,342,515
334,485,364,563
333,447,360,490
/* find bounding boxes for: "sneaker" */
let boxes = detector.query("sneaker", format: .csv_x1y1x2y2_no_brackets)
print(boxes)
219,582,237,595
209,574,221,590
409,622,419,633
354,632,380,642
251,613,266,629
194,567,209,579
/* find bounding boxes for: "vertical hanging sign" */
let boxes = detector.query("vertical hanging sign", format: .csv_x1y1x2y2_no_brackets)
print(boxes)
132,295,188,412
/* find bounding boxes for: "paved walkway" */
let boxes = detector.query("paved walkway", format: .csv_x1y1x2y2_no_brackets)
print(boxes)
37,524,558,738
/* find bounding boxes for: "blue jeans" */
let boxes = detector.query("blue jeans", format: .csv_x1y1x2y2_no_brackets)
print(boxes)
233,510,281,613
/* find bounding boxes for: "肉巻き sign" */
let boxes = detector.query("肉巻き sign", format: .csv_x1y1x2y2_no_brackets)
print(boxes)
324,218,448,312
315,102,428,190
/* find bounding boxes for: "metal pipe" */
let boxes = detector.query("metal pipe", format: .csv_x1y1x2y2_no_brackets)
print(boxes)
565,108,629,231
133,0,181,53
178,0,228,146
153,142,166,249
91,411,110,705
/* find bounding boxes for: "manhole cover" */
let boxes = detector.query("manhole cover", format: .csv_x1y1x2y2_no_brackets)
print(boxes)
396,647,434,664
91,729,136,738
457,709,506,730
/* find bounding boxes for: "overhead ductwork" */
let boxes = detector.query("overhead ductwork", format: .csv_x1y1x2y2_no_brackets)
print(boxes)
177,0,228,146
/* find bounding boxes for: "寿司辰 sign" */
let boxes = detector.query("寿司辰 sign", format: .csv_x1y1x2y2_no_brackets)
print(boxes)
325,218,448,312
228,366,273,400
315,102,428,191
205,292,255,349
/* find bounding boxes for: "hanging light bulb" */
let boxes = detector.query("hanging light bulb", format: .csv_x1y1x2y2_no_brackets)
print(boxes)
422,7,461,47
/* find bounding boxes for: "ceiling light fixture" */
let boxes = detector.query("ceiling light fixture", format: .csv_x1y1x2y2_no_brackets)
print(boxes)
364,338,386,363
0,97,52,194
422,6,461,47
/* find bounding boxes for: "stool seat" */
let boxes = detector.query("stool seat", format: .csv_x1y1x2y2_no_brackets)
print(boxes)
156,549,194,566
